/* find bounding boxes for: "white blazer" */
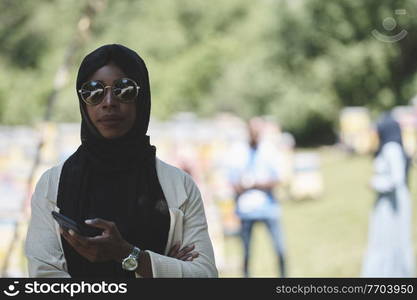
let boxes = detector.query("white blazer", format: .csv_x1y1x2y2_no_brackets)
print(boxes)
24,158,218,278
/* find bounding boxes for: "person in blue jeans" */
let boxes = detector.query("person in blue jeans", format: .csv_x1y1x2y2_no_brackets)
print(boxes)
229,118,286,277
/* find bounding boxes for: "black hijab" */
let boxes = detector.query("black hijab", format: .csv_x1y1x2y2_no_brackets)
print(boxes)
375,112,411,184
57,44,170,278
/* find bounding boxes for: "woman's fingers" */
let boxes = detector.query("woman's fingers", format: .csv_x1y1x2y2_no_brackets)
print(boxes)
168,243,197,260
177,246,198,260
84,218,115,231
168,243,180,257
60,229,98,261
176,244,195,258
180,252,199,261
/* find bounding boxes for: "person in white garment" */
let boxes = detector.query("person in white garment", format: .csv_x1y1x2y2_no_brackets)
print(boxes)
362,113,414,277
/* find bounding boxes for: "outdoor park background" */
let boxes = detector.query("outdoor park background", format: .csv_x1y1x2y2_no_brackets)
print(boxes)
1,0,417,277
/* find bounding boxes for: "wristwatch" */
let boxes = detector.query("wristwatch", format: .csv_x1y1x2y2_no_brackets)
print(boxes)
121,246,141,271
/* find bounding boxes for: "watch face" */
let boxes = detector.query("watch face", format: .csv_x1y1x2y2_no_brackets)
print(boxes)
123,257,138,271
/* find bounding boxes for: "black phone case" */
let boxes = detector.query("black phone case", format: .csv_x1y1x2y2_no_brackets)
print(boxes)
51,211,102,237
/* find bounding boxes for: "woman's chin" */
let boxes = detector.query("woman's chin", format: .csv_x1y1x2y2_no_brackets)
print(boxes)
99,129,128,139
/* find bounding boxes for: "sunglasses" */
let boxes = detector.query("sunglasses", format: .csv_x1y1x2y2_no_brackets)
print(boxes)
78,78,140,105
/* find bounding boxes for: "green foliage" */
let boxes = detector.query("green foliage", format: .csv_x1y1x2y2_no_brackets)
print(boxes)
267,0,417,144
1,0,417,145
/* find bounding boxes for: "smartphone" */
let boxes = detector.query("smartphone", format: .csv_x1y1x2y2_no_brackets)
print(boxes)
51,211,103,237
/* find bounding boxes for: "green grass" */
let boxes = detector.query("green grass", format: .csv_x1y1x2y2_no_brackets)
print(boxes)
220,147,417,277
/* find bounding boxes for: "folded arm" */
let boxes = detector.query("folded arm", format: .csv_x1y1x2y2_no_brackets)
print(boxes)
146,173,218,278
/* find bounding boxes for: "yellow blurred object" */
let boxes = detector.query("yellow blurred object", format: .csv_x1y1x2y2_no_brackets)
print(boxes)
37,122,58,164
392,106,417,157
290,152,323,200
339,107,373,154
217,197,240,235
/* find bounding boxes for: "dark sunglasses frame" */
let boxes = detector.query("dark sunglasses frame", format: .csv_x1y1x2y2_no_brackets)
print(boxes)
78,78,140,105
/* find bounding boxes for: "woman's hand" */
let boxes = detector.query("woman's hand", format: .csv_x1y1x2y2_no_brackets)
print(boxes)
168,243,199,261
60,218,199,263
60,218,133,263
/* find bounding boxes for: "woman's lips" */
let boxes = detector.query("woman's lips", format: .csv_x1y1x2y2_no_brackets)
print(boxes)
98,116,123,127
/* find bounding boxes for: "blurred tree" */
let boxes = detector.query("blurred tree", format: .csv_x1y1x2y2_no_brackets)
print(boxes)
268,0,417,144
1,0,417,145
0,0,85,124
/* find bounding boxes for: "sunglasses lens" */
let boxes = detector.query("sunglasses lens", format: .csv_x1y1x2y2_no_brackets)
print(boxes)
113,78,139,102
80,81,104,105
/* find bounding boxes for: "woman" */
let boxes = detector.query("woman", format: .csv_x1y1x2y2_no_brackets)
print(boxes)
25,44,218,278
361,113,414,277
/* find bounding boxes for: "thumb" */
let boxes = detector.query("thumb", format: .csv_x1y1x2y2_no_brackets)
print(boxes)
85,218,115,230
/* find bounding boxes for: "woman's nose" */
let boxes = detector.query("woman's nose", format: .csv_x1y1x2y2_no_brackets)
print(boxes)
101,87,118,107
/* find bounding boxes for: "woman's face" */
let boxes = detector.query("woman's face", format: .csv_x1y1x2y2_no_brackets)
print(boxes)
85,63,137,139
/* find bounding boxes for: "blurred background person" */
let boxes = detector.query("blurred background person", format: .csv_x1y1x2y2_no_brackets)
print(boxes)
361,113,415,277
227,117,286,278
